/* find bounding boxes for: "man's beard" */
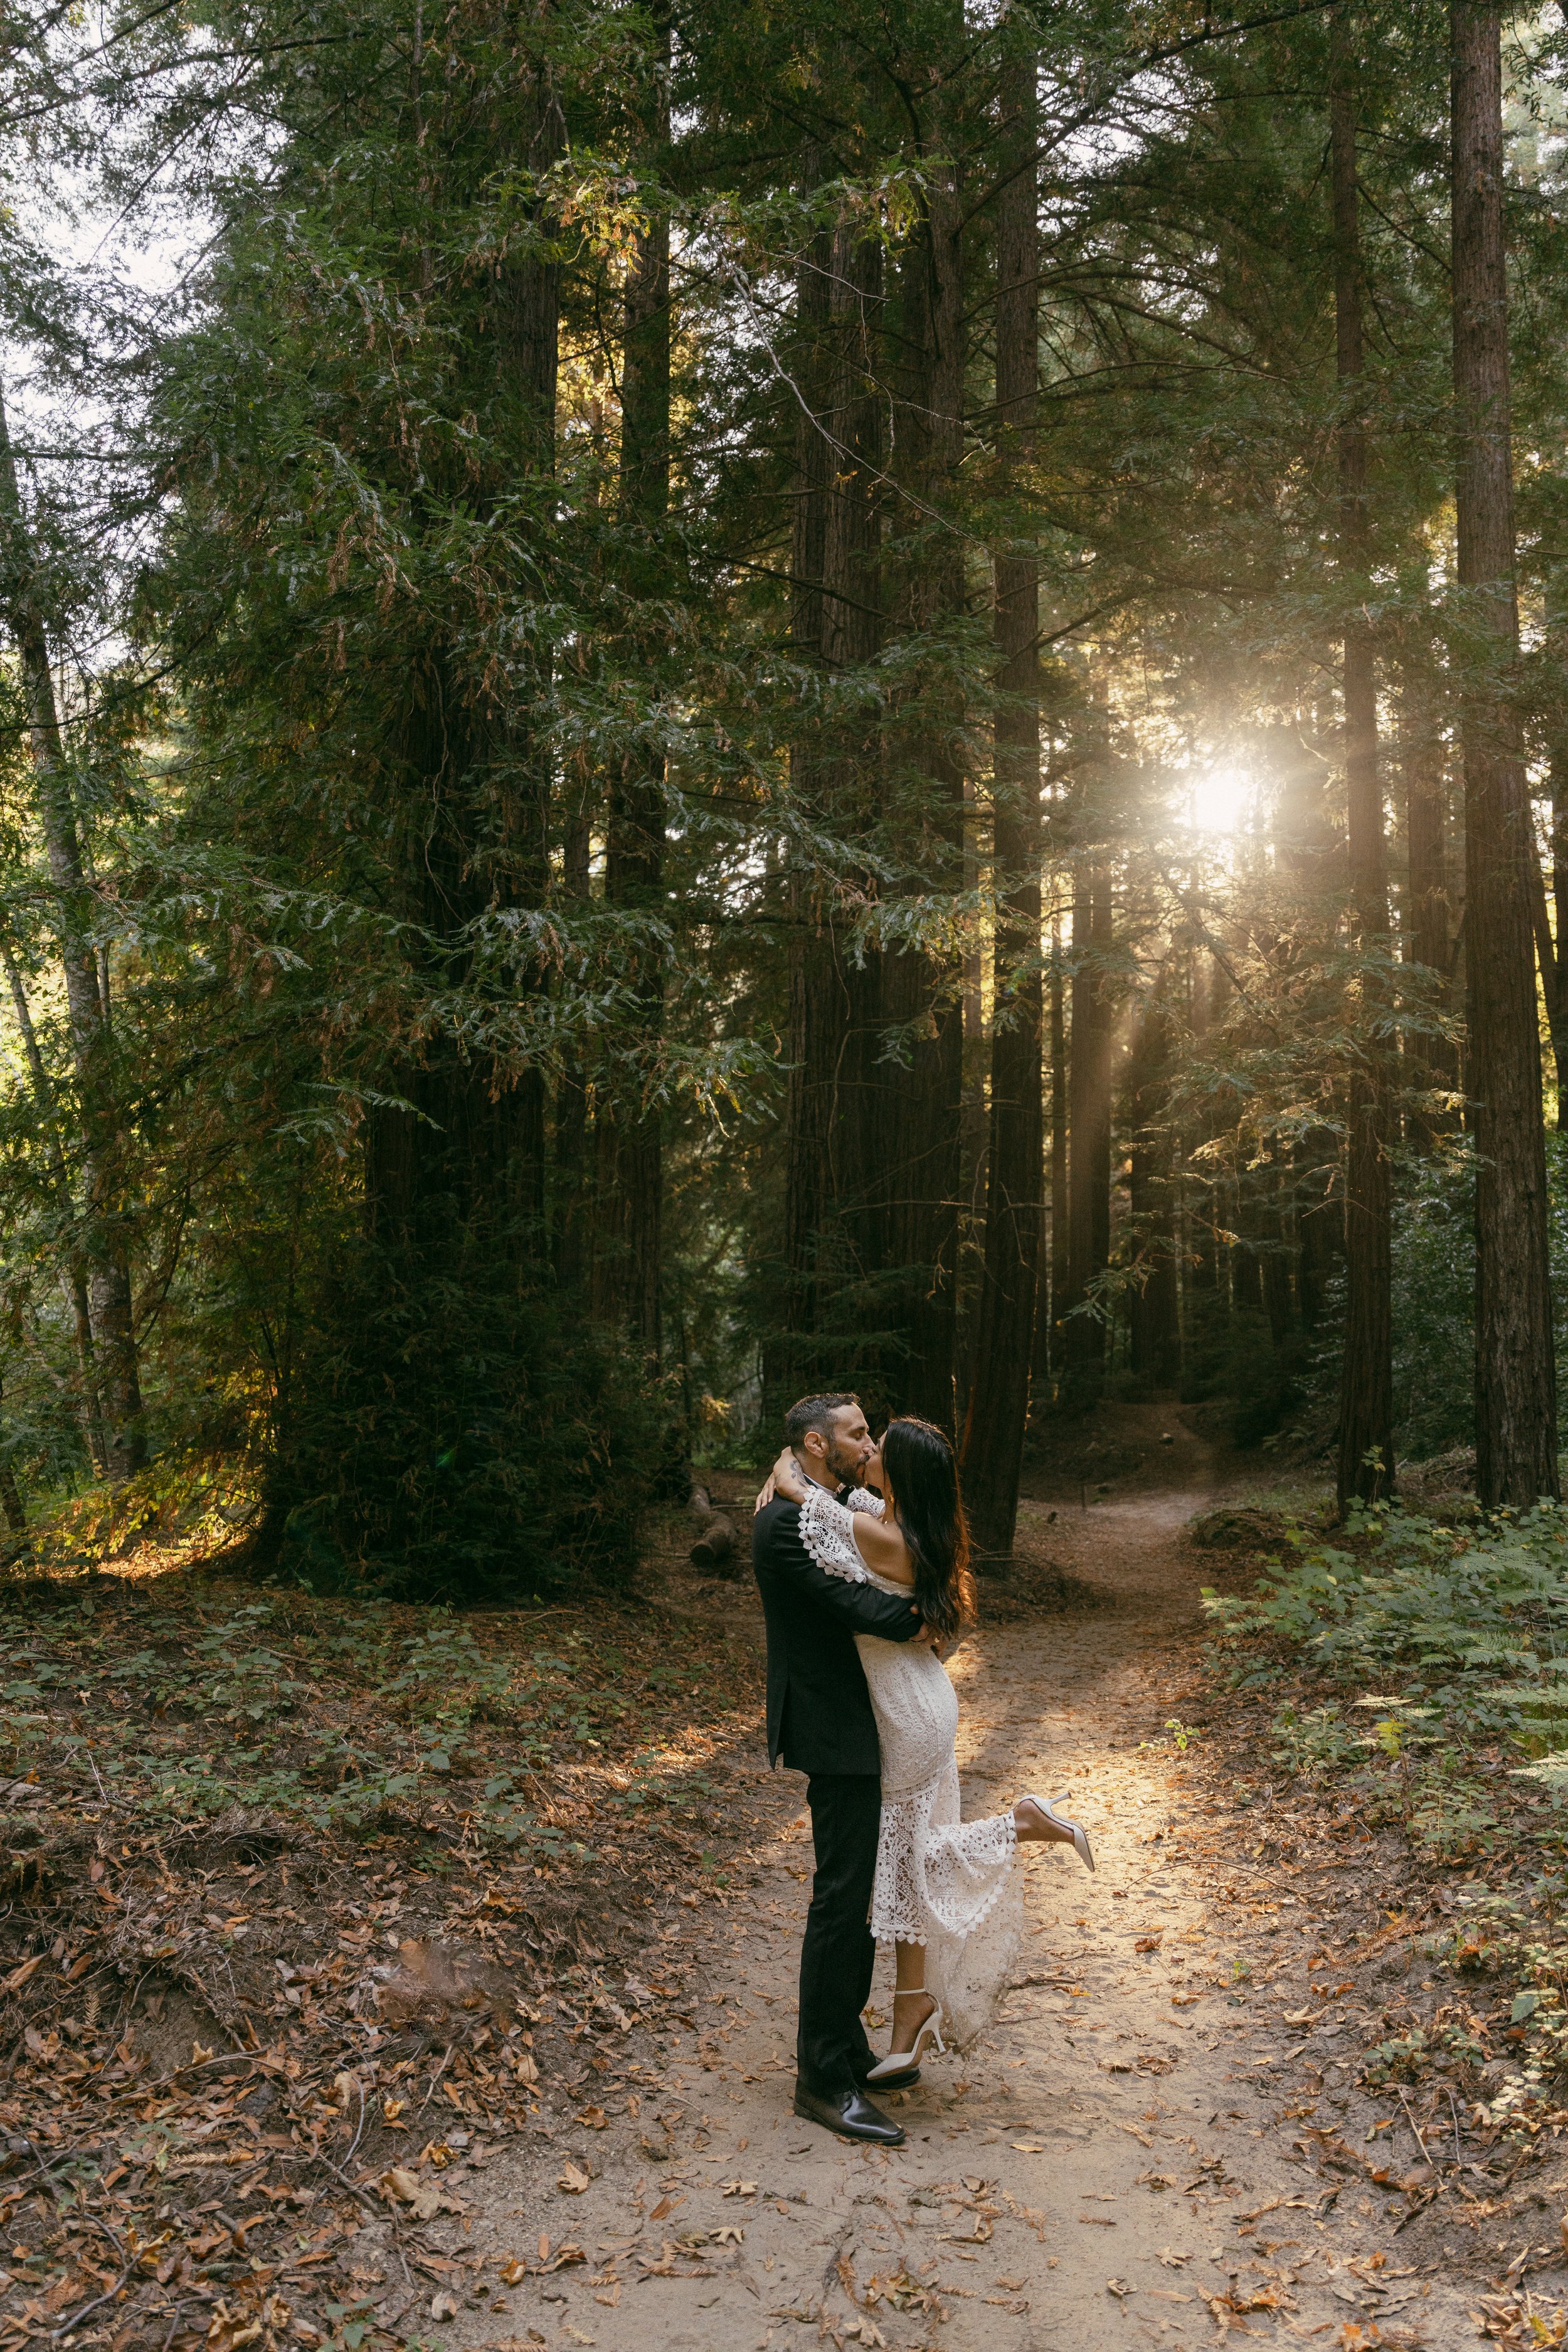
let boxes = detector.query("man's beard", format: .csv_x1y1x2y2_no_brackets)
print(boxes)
824,1439,867,1486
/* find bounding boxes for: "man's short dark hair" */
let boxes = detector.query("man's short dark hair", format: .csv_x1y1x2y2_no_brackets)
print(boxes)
784,1392,861,1450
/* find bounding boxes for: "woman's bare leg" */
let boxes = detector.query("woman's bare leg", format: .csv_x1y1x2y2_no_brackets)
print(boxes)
889,1941,936,2055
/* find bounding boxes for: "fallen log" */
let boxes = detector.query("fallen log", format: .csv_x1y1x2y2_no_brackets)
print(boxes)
687,1480,739,1576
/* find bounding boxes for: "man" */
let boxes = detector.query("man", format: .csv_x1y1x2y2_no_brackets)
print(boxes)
752,1391,928,2147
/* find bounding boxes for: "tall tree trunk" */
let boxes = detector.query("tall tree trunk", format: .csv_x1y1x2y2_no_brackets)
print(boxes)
1451,1,1559,1504
596,25,670,1360
0,938,107,1471
1126,993,1180,1386
1551,743,1568,1126
768,182,835,1411
553,799,593,1290
1048,916,1069,1377
767,175,891,1412
962,46,1042,1560
1400,654,1459,1146
0,384,144,1480
1062,867,1114,1400
1332,25,1395,1513
882,122,966,1433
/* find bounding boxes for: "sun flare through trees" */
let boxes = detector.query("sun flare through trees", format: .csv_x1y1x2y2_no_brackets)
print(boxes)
0,0,1560,1586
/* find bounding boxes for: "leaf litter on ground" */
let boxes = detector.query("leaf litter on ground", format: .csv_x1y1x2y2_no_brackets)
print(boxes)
0,1493,783,2352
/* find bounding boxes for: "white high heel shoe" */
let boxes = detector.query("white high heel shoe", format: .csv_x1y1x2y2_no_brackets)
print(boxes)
1020,1791,1096,1872
866,1994,946,2082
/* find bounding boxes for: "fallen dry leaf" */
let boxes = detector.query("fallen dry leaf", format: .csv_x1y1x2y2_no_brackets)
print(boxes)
558,2160,592,2194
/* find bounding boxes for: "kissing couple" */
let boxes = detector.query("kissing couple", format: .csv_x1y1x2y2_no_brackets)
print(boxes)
751,1392,1095,2148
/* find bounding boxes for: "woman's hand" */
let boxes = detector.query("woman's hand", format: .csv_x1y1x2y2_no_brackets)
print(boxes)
753,1473,776,1515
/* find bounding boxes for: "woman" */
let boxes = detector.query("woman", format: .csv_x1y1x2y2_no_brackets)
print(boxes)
760,1416,1094,2070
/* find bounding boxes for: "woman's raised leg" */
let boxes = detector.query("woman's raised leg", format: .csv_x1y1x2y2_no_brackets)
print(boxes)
1014,1792,1095,1871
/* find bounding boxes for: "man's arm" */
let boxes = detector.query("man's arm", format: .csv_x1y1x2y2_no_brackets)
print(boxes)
760,1509,923,1642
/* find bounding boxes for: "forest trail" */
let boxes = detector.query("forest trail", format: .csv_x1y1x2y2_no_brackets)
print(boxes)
455,1415,1481,2351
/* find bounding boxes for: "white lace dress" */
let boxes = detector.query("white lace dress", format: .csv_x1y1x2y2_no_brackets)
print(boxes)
798,1485,1024,2048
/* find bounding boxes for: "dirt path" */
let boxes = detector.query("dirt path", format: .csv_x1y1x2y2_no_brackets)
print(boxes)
421,1420,1482,2349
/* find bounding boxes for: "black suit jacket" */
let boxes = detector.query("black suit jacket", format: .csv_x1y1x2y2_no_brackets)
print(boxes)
752,1492,923,1776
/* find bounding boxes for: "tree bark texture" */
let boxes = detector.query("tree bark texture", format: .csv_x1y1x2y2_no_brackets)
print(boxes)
1126,993,1180,1387
1332,30,1396,1514
1399,657,1459,1145
1550,744,1568,1127
1047,923,1069,1377
0,384,144,1480
1062,869,1115,1398
961,48,1042,1559
879,135,966,1433
1451,0,1559,1504
0,938,106,1472
595,30,671,1360
363,50,561,1269
767,191,894,1412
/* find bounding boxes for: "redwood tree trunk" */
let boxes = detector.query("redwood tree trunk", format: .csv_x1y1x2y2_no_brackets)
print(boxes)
1062,868,1114,1401
1451,0,1559,1504
0,385,144,1480
1126,994,1180,1387
1551,744,1568,1125
596,31,670,1360
962,48,1041,1560
766,189,835,1412
1048,923,1068,1376
1401,654,1459,1147
1332,28,1395,1514
766,181,891,1412
882,123,965,1433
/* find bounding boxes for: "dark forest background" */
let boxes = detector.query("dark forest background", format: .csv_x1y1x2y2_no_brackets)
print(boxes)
0,0,1562,1595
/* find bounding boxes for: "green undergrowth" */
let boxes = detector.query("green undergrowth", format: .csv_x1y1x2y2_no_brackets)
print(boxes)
1203,1499,1568,2136
1,1570,750,1866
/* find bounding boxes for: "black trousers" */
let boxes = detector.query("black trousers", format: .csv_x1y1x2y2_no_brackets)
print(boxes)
796,1771,881,2095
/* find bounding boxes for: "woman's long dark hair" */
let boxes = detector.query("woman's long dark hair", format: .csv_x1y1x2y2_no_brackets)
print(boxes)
881,1416,975,1642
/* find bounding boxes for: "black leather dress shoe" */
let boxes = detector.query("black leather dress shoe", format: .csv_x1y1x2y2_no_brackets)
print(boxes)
853,2058,920,2092
793,2080,907,2146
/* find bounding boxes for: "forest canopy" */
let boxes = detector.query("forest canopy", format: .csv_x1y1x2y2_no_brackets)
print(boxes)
0,0,1562,1593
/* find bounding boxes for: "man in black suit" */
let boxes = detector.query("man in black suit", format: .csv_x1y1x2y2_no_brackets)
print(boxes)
752,1391,928,2146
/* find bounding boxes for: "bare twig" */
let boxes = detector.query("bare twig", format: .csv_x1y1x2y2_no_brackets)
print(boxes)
343,2076,367,2170
1396,2086,1435,2170
46,2251,139,2338
418,2043,454,2113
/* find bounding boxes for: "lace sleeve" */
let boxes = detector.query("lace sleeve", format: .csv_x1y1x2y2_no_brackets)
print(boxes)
797,1486,869,1582
845,1486,886,1518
